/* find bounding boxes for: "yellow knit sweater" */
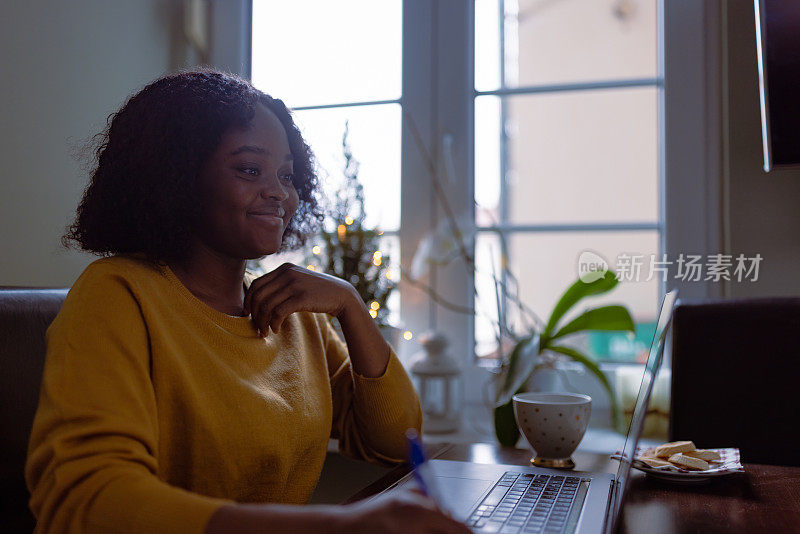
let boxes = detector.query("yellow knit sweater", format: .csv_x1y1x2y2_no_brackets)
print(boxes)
25,256,421,534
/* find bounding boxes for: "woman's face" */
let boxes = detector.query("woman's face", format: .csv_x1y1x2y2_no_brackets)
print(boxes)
194,104,300,260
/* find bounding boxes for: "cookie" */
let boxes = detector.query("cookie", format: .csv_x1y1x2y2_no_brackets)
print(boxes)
684,449,722,462
655,441,696,458
668,452,709,471
639,456,673,468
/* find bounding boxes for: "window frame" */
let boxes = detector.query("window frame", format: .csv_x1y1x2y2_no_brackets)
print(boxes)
237,0,724,404
475,0,665,364
397,0,724,402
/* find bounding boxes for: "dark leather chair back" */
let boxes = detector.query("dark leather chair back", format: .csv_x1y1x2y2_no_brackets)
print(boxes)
0,288,68,533
669,298,800,466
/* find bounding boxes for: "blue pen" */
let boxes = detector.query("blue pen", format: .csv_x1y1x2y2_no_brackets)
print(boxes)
405,428,444,506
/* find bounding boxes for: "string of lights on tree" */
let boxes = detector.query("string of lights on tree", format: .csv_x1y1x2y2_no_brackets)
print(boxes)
305,122,413,341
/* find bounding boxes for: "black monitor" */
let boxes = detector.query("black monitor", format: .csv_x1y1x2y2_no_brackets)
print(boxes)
754,0,800,172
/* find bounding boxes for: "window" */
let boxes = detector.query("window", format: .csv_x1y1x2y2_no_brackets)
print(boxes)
394,1,664,372
473,0,662,363
251,0,402,231
251,0,403,324
250,1,666,376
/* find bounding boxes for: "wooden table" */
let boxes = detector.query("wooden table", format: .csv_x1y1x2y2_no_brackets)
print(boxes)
346,442,800,533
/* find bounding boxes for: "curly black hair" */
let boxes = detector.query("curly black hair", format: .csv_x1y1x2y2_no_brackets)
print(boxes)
64,68,323,262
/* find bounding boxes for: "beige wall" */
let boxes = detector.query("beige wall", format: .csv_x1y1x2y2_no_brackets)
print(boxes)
724,0,800,298
0,0,190,286
0,0,248,287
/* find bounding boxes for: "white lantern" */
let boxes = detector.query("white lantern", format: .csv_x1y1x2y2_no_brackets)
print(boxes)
409,332,461,433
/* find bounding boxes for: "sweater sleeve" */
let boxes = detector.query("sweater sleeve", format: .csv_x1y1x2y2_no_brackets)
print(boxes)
320,317,422,465
25,264,230,534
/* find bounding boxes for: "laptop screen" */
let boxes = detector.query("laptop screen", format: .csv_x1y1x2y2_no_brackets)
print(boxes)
606,289,677,532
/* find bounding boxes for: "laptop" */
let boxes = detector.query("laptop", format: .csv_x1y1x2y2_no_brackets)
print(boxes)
377,290,677,534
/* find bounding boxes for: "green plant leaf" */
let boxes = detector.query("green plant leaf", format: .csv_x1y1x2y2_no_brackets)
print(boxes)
549,305,635,342
494,400,520,447
495,334,539,407
542,271,618,341
547,345,621,430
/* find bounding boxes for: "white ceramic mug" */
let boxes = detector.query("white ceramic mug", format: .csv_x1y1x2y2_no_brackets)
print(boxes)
512,392,592,469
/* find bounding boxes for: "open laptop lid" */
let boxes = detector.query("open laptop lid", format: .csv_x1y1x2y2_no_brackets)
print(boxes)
605,289,677,534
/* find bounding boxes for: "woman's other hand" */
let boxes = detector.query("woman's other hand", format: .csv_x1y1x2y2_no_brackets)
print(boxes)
244,263,360,337
205,490,471,534
335,489,472,534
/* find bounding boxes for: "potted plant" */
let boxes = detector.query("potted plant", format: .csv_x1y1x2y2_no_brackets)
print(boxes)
492,270,634,446
400,113,635,444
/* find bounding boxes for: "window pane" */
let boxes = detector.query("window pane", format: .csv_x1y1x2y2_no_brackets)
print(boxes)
292,104,401,231
475,230,660,362
476,0,658,91
474,232,503,358
475,95,502,226
252,0,402,108
476,87,658,225
380,235,401,327
475,0,502,92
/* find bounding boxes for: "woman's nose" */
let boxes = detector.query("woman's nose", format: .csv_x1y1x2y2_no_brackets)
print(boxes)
260,175,289,201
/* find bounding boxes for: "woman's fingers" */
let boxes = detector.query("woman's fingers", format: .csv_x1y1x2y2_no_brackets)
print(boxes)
244,262,358,335
249,274,312,336
254,289,296,336
245,267,298,323
340,489,471,534
256,293,304,335
243,262,293,314
401,493,468,533
267,296,303,334
363,491,471,534
248,273,292,318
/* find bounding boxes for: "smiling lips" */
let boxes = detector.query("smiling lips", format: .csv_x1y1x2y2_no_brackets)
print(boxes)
248,206,286,224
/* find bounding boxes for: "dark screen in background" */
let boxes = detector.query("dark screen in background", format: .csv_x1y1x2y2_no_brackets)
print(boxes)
764,0,800,166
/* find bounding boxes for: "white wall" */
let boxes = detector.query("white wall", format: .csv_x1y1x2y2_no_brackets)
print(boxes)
0,0,248,287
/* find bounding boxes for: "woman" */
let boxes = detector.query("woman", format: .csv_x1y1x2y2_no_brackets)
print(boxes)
25,69,468,534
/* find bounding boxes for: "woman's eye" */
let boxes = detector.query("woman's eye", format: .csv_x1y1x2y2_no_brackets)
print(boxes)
280,173,295,183
238,167,259,177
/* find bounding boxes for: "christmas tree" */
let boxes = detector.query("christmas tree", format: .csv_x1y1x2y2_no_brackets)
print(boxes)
307,123,396,326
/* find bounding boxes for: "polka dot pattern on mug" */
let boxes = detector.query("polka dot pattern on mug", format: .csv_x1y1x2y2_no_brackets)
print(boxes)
512,392,592,460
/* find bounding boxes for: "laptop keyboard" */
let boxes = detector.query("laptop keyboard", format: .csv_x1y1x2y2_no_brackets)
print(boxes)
466,472,589,534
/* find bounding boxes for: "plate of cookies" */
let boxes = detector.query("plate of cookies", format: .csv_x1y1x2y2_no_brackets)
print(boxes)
612,441,745,483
